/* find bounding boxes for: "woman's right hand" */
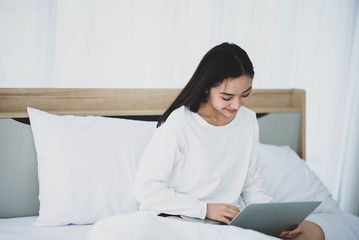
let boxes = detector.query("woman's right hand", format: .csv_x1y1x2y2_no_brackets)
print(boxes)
206,203,240,224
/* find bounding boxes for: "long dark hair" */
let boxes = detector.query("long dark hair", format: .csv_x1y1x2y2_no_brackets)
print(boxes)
157,42,254,127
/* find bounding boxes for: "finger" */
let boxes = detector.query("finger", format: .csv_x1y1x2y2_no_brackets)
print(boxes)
288,224,302,235
225,204,240,212
223,210,238,220
224,205,240,215
279,232,295,239
287,227,301,236
279,227,301,239
279,231,290,236
220,216,231,225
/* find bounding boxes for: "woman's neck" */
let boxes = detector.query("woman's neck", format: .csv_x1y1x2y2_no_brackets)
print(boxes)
197,102,235,126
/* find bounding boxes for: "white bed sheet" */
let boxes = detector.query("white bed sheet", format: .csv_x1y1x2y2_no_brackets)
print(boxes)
87,211,359,240
1,212,358,240
0,216,91,240
87,211,277,240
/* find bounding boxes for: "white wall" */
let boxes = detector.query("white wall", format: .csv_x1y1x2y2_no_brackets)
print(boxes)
2,0,355,90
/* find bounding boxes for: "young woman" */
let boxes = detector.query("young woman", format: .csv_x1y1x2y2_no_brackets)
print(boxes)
133,43,324,240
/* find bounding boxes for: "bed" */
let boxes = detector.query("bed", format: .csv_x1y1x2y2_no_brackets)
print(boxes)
0,88,358,240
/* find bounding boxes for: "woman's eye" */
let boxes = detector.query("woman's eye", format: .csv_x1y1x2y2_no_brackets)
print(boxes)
222,97,231,101
242,92,251,98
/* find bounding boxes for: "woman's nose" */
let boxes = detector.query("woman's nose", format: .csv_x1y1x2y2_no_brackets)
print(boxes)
231,99,242,109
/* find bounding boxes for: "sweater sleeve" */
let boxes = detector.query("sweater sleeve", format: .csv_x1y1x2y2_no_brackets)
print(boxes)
241,120,273,205
133,124,207,219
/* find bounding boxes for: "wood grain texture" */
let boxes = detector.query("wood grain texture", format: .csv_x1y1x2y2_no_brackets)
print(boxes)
0,88,306,158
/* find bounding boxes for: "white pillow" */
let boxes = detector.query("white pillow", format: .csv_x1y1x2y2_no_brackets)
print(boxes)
28,107,156,226
258,143,340,213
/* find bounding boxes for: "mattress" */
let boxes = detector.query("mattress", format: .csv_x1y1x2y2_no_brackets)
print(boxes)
0,216,91,240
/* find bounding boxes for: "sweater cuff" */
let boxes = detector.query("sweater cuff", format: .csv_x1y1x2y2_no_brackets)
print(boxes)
198,202,207,219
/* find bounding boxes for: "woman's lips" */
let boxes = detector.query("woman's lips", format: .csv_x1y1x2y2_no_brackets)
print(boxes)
225,108,237,113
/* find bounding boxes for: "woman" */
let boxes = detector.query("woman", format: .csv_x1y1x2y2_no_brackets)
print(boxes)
133,42,324,240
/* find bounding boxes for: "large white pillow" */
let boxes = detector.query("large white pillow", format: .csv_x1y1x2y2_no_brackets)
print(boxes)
258,143,340,213
28,107,156,226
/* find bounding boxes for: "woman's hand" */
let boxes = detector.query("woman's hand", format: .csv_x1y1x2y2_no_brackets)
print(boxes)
279,223,302,239
206,203,240,224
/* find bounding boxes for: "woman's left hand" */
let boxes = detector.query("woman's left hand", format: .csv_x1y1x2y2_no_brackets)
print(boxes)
279,223,302,239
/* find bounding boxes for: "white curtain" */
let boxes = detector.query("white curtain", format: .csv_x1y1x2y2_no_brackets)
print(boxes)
1,0,358,216
336,7,359,216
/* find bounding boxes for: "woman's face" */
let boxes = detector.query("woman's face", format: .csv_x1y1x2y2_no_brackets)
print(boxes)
208,75,253,119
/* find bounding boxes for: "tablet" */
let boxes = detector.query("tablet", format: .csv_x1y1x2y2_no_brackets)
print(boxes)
229,201,321,237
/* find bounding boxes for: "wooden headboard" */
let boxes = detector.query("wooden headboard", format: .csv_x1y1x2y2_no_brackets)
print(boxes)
0,88,306,159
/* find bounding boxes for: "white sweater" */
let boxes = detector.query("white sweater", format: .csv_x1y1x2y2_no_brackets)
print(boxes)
133,106,272,219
